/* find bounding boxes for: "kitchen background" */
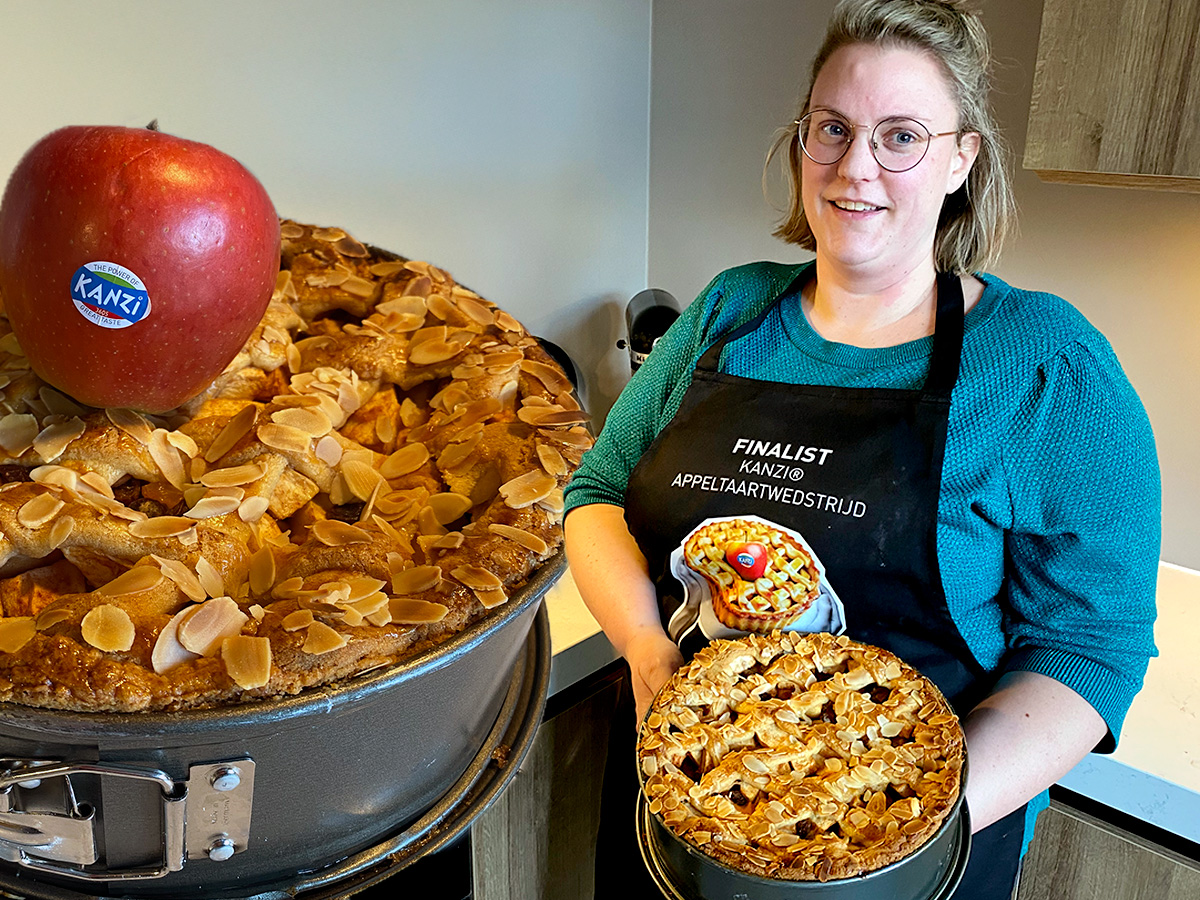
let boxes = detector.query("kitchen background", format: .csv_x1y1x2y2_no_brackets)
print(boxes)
1,0,1195,570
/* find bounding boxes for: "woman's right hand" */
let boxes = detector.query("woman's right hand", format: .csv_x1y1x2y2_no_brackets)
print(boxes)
625,627,684,725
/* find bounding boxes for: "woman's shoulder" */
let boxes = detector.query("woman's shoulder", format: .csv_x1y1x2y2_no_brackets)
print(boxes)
690,260,812,337
968,272,1122,369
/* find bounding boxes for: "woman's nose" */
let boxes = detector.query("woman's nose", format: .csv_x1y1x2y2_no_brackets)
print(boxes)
836,130,880,180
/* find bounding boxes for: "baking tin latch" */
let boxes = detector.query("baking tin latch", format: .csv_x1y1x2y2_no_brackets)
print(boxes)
0,757,255,882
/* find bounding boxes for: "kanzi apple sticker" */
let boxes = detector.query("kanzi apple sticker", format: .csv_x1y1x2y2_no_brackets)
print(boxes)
725,541,768,580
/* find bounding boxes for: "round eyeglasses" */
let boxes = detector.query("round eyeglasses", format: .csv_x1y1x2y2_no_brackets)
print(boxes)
796,109,960,173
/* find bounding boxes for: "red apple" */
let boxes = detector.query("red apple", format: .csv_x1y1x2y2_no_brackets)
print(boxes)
0,125,281,412
725,542,768,581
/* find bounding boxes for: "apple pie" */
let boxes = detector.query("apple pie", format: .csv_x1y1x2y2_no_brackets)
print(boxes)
683,518,820,633
0,220,590,712
638,632,964,882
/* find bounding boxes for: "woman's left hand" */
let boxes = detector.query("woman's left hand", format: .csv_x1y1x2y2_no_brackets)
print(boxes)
962,670,1108,832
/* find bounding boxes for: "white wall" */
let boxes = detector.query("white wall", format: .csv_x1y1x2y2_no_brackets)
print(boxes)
646,0,1200,569
0,0,651,422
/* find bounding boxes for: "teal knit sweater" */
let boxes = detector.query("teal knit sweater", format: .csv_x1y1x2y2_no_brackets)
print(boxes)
565,261,1160,749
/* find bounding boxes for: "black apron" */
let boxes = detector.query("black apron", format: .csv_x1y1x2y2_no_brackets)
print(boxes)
600,270,1024,900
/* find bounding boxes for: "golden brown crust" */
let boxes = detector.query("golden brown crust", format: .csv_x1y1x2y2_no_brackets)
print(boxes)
0,220,591,712
637,632,963,882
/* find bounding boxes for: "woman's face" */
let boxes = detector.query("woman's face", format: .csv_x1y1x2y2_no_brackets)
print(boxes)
801,43,980,282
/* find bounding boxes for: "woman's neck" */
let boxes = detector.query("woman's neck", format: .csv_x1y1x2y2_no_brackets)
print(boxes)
803,257,942,348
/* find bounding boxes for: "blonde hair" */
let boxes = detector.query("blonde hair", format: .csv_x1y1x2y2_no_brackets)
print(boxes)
769,0,1016,274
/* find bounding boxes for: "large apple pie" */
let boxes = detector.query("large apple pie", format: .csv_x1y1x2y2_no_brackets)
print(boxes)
0,220,589,712
638,632,964,882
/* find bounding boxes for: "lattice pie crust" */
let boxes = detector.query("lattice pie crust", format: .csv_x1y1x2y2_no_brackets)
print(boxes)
682,518,820,633
0,221,589,712
638,632,964,882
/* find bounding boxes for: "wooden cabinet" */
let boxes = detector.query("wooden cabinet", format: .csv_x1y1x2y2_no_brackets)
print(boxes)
1023,0,1200,191
1017,800,1200,899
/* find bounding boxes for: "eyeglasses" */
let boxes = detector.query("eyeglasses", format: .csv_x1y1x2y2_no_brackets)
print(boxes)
795,109,960,172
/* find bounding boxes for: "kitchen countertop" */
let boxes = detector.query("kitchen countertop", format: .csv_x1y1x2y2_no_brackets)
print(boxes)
542,560,1200,844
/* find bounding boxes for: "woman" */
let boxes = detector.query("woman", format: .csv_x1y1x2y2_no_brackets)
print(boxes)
564,1,1160,897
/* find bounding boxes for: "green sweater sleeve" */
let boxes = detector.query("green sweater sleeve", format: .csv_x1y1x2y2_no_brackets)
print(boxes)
998,338,1160,748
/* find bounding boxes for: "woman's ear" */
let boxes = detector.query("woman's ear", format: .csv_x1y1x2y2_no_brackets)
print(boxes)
947,131,981,195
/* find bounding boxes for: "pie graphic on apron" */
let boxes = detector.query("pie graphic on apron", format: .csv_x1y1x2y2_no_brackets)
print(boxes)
668,515,845,642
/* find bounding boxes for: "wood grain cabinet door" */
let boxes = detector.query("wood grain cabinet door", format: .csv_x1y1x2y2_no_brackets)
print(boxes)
1023,0,1200,191
1017,802,1200,899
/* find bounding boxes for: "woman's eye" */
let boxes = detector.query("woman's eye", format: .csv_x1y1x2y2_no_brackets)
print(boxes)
818,120,849,140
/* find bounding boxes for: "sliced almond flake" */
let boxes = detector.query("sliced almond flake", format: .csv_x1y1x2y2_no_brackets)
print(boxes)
344,592,390,619
380,443,429,479
0,333,23,356
33,417,86,462
398,398,424,428
391,564,442,594
339,607,365,627
476,588,509,609
312,226,347,242
455,294,495,326
179,526,199,546
48,515,76,550
311,519,372,546
30,465,78,490
239,496,270,523
365,607,393,627
342,459,384,501
537,489,565,515
369,260,406,277
286,342,303,374
200,462,267,488
495,310,521,332
222,635,273,689
481,348,524,369
431,532,465,550
195,555,224,598
271,576,304,600
488,523,549,555
498,470,558,509
39,386,87,418
555,392,581,412
315,435,343,466
271,405,332,437
18,493,65,528
178,597,249,657
80,471,114,497
450,364,485,380
166,431,199,458
337,380,362,415
408,340,462,366
457,397,503,429
280,222,305,240
248,547,276,596
425,293,456,320
436,437,480,471
388,598,448,625
302,621,348,655
520,359,573,395
150,608,202,672
183,485,207,508
527,408,591,427
338,575,387,603
190,457,208,481
328,474,354,507
543,427,594,449
374,414,398,446
521,395,555,409
307,269,349,288
369,515,408,551
148,428,187,489
257,422,313,457
0,413,39,457
185,494,241,519
451,565,503,591
341,275,375,297
129,516,196,539
0,616,36,654
153,554,206,602
536,444,568,477
248,604,265,620
36,607,74,631
417,506,447,537
81,605,135,652
282,609,315,631
205,404,259,462
206,485,246,501
427,492,472,525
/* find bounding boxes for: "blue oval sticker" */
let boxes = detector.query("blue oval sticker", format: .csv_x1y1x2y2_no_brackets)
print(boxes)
69,261,151,330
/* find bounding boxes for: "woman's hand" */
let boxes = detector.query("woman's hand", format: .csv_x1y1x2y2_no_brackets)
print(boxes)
625,628,684,724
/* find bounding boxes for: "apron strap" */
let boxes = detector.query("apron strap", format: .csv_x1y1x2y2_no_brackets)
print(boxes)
697,270,965,397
